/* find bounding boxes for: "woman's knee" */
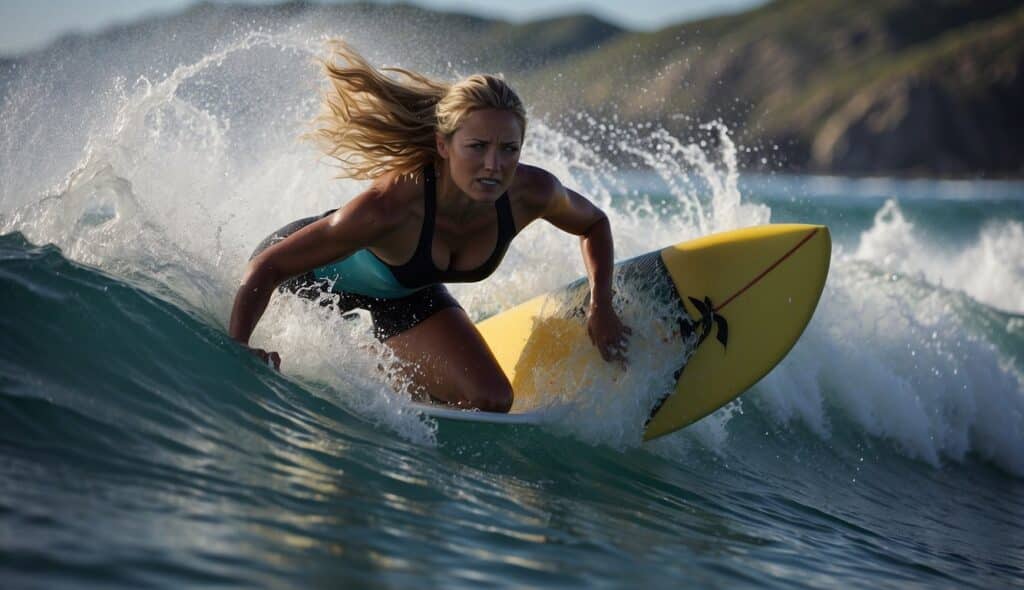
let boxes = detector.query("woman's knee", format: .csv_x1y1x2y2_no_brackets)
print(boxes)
458,369,513,413
385,307,514,412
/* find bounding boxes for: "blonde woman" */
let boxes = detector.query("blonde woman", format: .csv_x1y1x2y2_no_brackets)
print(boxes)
229,41,630,412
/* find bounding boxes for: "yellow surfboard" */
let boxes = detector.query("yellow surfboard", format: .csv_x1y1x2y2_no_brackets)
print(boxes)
418,224,831,440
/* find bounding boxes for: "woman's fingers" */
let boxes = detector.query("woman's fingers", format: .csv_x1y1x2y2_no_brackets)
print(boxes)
590,322,630,366
246,346,282,371
604,336,628,364
586,306,631,368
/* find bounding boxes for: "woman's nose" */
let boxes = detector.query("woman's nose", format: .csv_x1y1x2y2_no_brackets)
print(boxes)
484,147,499,171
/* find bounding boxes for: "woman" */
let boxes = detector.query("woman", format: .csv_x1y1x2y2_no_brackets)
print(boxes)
229,40,630,412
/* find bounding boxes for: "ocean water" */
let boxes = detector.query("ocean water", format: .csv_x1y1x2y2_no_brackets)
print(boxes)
2,15,1024,590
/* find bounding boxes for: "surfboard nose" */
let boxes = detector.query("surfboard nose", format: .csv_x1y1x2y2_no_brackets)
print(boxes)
645,224,831,439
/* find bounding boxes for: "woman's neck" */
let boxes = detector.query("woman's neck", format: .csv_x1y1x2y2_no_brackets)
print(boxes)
433,161,492,227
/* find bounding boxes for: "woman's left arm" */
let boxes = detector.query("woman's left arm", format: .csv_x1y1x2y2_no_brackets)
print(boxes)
531,170,631,365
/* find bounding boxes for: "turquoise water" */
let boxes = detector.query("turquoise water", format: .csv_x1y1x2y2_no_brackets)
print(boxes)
2,213,1023,588
3,19,1024,590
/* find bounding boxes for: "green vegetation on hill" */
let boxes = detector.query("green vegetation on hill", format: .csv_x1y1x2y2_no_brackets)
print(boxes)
8,0,1020,176
506,0,1023,175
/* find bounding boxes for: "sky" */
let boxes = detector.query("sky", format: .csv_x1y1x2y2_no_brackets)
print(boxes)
0,0,765,55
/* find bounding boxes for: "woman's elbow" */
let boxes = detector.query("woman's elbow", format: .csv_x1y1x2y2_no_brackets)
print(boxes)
239,256,282,296
581,213,610,238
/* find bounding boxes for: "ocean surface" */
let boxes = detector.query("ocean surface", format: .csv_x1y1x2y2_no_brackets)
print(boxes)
2,14,1023,590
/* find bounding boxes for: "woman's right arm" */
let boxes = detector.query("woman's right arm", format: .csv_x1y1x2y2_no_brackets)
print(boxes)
228,188,398,361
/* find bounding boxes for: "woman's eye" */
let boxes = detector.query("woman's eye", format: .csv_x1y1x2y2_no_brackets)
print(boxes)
505,146,520,152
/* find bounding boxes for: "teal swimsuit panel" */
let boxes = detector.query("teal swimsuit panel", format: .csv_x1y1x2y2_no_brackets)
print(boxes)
312,249,421,299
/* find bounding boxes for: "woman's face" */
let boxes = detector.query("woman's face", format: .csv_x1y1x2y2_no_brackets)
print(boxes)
437,109,523,203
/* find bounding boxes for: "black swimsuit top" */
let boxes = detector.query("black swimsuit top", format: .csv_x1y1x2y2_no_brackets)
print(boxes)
384,163,517,289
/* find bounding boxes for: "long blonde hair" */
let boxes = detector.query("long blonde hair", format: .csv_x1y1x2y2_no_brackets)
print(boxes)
308,39,527,180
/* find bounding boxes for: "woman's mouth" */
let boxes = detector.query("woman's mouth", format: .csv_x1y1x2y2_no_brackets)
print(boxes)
477,178,500,188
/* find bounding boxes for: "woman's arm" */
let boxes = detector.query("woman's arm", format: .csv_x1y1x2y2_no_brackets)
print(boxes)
228,188,400,364
528,169,631,364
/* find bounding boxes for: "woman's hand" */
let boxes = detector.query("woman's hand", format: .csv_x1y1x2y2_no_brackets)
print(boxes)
586,302,631,367
244,345,281,371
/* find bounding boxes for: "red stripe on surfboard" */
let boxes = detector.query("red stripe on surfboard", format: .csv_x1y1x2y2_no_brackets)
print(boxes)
713,228,819,313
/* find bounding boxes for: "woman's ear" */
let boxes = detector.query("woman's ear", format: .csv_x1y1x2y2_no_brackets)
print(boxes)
435,132,449,160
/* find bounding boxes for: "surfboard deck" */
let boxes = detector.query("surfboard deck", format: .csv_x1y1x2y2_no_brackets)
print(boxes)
415,224,831,440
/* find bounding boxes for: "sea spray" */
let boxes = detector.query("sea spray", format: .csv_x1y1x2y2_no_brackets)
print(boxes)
0,24,1021,477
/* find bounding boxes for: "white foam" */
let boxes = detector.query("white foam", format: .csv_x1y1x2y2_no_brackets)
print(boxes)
255,294,439,446
2,24,1022,475
854,199,1024,314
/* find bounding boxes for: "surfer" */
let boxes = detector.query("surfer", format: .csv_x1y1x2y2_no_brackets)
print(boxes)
229,40,630,412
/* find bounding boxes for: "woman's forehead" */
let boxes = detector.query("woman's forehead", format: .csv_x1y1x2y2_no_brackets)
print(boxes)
456,109,523,140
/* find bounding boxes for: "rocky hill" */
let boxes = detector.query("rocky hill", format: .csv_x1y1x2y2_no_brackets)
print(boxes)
5,0,1020,177
509,0,1024,176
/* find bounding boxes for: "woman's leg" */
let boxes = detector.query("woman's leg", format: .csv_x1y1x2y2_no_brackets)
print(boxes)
384,307,514,412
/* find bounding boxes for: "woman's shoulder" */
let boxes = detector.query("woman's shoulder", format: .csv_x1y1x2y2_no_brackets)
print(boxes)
511,164,563,213
330,170,423,232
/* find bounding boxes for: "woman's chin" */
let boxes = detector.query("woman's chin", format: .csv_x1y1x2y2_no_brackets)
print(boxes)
466,185,501,201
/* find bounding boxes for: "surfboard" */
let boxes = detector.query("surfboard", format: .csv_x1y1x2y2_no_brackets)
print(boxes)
415,224,831,440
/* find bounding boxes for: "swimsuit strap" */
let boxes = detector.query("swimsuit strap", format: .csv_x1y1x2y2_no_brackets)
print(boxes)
494,190,516,249
418,163,439,259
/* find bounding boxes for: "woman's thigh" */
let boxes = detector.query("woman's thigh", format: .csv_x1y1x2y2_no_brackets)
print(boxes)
384,307,513,412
